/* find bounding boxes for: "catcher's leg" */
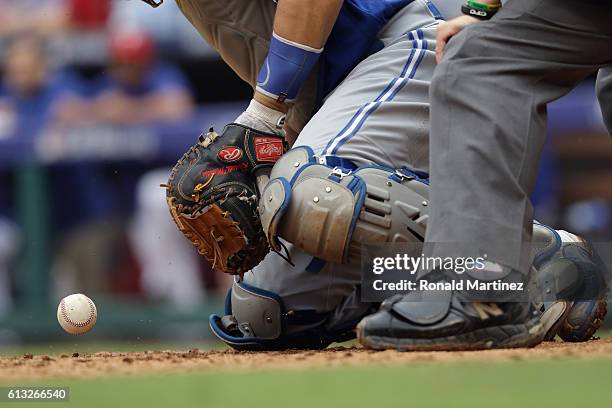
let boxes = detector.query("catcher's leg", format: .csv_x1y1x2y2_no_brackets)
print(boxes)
210,172,607,350
294,6,439,173
208,3,440,350
209,245,377,350
260,5,440,262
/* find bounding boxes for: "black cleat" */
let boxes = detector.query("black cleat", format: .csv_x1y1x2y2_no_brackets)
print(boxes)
356,288,568,351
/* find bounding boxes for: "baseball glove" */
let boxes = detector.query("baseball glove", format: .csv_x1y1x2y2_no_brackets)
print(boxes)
164,123,287,275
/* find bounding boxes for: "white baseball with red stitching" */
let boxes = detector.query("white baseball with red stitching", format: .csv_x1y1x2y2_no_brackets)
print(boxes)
57,294,97,335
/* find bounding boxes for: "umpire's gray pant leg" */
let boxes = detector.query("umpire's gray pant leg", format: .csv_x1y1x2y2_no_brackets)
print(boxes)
596,68,612,137
427,0,612,272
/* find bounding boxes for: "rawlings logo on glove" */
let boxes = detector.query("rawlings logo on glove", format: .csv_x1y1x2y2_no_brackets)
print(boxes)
164,124,288,275
218,147,244,163
254,137,285,162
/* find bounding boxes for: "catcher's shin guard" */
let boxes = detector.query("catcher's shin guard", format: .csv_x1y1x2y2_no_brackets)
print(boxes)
531,223,608,342
259,147,430,264
209,278,374,350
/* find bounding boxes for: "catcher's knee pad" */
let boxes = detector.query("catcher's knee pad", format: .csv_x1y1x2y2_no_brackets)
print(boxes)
209,279,368,350
259,147,430,264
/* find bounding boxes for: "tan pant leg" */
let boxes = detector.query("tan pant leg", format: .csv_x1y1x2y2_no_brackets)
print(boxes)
175,0,317,134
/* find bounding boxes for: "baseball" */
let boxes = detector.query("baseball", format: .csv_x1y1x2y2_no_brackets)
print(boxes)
57,294,97,335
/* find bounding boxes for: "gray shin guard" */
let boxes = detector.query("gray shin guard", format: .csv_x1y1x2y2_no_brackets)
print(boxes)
209,279,371,350
259,147,430,264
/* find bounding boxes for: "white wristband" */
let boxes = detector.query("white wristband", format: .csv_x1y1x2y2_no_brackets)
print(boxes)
245,99,286,130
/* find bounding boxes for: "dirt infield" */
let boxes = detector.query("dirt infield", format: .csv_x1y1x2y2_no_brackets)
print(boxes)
1,338,612,382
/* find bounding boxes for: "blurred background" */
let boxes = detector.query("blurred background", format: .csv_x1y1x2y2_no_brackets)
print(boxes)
0,0,610,350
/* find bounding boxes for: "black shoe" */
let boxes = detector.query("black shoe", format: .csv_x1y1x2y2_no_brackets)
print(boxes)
534,227,608,342
356,289,568,351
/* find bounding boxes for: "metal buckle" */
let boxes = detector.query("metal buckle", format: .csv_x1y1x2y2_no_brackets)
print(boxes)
330,167,352,180
141,0,163,8
393,170,415,182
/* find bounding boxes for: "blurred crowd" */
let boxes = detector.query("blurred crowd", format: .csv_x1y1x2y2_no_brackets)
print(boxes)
0,0,230,318
0,32,193,135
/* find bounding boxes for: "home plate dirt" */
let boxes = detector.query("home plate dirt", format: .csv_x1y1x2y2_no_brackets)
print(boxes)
1,339,612,381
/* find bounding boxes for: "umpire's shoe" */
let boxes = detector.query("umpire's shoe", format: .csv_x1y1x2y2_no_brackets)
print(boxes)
356,290,568,351
534,225,608,342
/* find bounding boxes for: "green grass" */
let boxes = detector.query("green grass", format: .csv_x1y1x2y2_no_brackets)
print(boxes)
1,333,611,407
5,358,612,408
